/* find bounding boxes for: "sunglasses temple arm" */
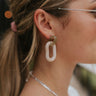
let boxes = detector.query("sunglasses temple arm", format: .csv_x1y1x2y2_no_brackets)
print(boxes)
58,8,96,12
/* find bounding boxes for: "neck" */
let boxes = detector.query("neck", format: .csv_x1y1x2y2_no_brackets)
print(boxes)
32,46,76,96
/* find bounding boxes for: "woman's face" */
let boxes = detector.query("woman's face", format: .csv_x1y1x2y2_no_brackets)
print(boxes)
56,0,96,64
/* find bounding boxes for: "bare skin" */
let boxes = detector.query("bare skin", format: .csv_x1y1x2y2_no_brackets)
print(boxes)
20,0,96,96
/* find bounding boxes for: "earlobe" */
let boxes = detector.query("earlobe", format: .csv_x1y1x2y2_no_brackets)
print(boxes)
34,9,55,39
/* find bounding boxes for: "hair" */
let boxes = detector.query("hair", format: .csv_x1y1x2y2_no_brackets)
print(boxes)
0,0,72,96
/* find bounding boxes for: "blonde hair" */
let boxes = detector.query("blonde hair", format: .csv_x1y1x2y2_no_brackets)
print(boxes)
0,0,71,96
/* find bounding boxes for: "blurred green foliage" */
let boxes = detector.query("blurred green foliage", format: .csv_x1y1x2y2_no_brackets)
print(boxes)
75,65,96,96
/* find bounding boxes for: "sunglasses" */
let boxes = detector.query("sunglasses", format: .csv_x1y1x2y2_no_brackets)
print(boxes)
58,8,96,13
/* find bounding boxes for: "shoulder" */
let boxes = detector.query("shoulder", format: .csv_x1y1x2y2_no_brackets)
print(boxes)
20,78,47,96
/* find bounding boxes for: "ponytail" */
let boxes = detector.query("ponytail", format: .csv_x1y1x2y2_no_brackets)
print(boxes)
0,29,21,96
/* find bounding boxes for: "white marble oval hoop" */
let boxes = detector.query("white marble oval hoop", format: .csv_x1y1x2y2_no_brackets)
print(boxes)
45,41,56,62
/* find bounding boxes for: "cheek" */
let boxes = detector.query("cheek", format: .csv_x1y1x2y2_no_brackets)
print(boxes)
60,13,96,62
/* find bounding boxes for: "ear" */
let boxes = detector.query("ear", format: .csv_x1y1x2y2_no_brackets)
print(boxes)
34,9,55,39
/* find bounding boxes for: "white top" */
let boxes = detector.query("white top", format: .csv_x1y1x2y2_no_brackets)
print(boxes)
68,86,80,96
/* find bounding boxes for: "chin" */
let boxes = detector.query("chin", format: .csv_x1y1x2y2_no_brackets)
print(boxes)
77,59,96,64
76,54,96,64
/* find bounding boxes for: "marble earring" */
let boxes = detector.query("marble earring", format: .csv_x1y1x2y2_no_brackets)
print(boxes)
45,36,57,62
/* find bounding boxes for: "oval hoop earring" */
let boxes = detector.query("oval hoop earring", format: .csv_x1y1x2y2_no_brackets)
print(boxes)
45,36,57,62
